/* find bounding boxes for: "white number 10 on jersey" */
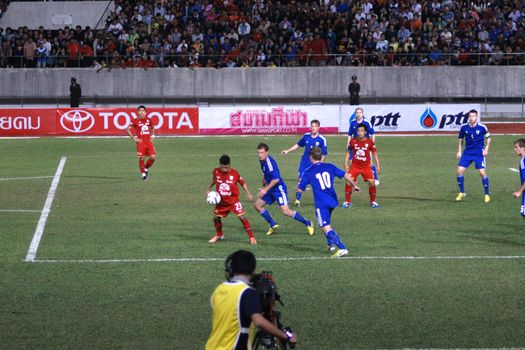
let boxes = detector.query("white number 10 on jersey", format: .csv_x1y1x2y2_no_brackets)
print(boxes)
315,172,332,190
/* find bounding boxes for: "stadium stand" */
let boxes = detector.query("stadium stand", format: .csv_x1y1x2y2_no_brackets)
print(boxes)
0,0,524,68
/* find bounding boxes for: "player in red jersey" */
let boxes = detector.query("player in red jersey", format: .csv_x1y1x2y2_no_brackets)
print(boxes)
342,123,381,208
207,155,257,245
126,105,156,180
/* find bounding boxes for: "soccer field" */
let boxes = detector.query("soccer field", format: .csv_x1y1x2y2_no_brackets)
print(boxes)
0,135,524,349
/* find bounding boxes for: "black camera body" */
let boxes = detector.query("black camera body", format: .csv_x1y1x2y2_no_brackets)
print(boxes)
252,271,282,314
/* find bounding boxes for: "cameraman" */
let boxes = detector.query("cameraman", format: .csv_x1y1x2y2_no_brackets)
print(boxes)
206,250,297,350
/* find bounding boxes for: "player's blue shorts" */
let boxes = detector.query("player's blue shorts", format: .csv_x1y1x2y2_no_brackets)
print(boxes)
298,159,312,178
315,206,335,227
261,184,289,206
458,153,486,169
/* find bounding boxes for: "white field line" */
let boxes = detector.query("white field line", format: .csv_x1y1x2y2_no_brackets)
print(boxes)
0,209,41,213
29,255,525,264
509,168,520,173
0,176,53,181
24,156,67,262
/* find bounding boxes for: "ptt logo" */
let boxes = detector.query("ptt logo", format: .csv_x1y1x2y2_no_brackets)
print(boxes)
60,110,95,133
420,108,469,129
349,112,401,130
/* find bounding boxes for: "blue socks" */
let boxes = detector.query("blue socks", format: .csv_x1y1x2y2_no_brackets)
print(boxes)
259,209,277,227
295,191,302,201
292,211,310,226
326,230,346,249
482,176,490,195
372,164,378,181
457,175,465,193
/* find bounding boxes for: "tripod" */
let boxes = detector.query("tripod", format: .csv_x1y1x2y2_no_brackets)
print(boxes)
252,309,289,350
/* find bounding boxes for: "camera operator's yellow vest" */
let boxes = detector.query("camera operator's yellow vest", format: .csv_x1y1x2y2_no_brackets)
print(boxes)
206,281,255,350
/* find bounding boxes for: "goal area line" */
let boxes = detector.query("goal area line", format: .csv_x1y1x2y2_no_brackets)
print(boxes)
28,255,525,264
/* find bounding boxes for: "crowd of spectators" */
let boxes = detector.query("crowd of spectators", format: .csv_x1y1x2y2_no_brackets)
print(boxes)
1,0,525,68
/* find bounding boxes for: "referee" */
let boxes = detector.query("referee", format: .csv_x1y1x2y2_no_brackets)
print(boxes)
206,250,297,349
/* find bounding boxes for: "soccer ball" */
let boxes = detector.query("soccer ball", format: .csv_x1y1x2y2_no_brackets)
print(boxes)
207,191,221,205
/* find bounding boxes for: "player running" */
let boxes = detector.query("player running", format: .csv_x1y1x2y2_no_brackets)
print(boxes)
127,105,156,180
255,143,314,236
342,124,381,208
456,109,492,203
347,107,379,185
512,138,525,218
281,119,328,207
207,155,257,244
298,147,360,257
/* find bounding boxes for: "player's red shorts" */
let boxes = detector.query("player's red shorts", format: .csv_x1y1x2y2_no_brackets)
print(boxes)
136,141,156,157
214,201,245,218
349,165,374,181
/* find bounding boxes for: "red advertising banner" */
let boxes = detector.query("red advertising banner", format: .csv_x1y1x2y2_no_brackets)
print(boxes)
0,109,56,136
0,108,199,136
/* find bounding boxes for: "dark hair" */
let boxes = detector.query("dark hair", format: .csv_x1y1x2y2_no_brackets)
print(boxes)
355,107,364,113
257,142,269,151
138,105,146,110
468,109,478,116
225,250,256,280
357,123,368,132
515,138,525,148
219,155,231,165
309,146,323,161
311,119,320,126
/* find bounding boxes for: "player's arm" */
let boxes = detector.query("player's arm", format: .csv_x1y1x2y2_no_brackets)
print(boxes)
343,172,360,192
344,150,351,172
239,178,254,201
372,150,380,174
281,143,300,155
483,134,491,156
150,123,155,138
206,178,216,194
456,138,463,159
513,181,525,199
258,178,280,198
127,125,140,143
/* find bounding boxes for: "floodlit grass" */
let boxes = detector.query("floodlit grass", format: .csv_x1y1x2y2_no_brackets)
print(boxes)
0,135,524,349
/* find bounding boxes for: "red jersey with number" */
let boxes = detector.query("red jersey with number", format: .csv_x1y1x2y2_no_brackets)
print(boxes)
348,138,376,168
213,167,245,205
130,117,153,143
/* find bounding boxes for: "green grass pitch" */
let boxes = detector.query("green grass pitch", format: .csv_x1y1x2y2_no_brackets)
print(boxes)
0,135,524,349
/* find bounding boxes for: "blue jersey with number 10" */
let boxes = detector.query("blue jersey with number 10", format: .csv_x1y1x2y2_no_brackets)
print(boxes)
298,162,346,208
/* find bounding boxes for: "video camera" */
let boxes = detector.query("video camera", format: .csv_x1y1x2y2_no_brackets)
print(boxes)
252,272,295,349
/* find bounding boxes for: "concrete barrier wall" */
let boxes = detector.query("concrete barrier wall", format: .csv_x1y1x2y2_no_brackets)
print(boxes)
0,66,523,98
0,1,113,29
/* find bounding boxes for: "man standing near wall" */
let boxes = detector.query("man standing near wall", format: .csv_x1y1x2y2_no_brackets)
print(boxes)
348,75,360,105
69,78,81,108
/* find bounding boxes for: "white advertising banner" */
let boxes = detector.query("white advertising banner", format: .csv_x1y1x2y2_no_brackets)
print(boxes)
199,106,340,135
339,104,481,133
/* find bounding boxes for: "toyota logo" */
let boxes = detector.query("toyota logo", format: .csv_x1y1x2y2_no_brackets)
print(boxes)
60,110,95,133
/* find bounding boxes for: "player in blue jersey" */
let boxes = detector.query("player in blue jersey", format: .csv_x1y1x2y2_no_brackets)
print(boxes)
255,143,315,236
281,119,328,207
456,109,492,203
512,138,525,218
298,147,360,257
347,107,379,185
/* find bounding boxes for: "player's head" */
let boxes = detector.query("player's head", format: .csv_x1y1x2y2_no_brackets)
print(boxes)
355,107,364,120
225,250,256,281
310,119,320,134
138,105,147,118
467,109,478,125
257,143,269,161
219,155,231,173
309,146,323,162
357,123,368,139
514,138,525,156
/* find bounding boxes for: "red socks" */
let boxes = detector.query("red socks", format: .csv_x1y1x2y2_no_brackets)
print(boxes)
214,220,223,237
344,184,353,202
369,186,376,203
145,158,155,169
241,218,254,239
139,159,145,173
